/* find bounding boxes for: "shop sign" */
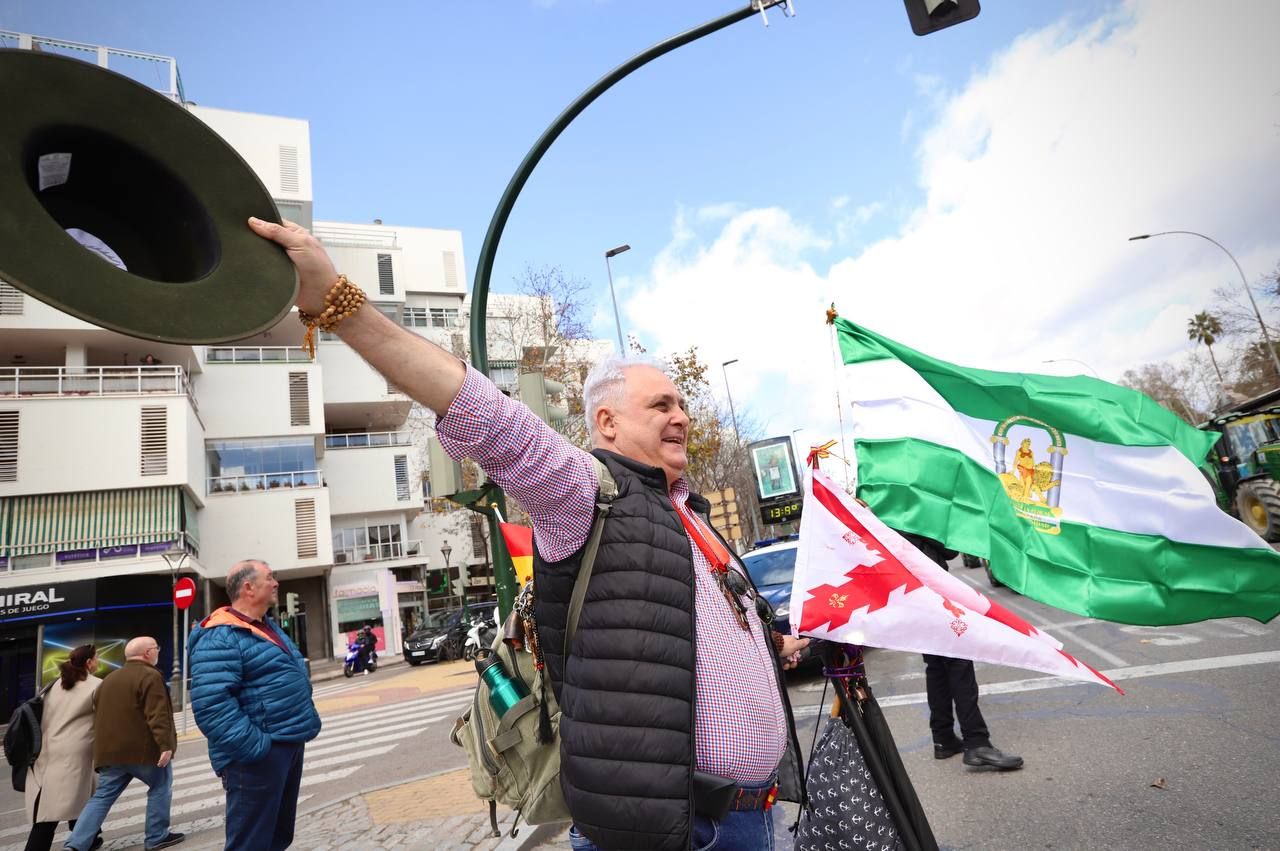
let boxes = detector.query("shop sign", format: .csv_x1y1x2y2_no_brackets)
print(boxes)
0,579,96,624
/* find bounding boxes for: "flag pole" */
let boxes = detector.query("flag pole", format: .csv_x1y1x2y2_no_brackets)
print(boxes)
825,305,852,491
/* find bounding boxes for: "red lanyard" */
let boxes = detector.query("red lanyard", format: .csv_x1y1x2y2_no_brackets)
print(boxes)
676,503,732,573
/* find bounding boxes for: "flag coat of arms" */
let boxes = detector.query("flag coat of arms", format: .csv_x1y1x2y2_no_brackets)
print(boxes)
836,318,1280,627
794,468,1120,691
500,522,534,586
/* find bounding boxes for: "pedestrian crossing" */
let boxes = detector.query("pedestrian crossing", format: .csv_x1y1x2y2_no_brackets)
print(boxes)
0,689,473,851
167,676,385,733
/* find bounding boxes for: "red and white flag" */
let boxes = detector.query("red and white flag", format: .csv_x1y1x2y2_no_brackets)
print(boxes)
793,469,1122,693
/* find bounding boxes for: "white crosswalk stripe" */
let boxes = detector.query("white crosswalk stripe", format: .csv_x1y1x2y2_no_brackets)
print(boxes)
0,690,473,851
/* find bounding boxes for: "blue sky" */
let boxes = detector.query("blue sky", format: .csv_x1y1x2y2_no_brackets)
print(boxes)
5,0,1278,450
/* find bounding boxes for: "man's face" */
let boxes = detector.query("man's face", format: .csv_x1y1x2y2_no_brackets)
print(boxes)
245,564,279,608
599,365,690,485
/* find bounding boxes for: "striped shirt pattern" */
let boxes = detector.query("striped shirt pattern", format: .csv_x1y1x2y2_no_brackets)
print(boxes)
436,365,787,784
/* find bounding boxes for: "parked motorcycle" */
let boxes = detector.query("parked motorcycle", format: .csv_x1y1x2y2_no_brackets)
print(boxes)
343,639,378,677
462,608,499,661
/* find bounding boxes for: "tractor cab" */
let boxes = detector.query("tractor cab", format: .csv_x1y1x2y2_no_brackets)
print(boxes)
1201,405,1280,540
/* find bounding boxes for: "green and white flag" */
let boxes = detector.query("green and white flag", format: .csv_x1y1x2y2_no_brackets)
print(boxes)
838,318,1280,626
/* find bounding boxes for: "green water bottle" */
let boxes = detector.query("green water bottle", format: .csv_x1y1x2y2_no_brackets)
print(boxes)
476,653,529,716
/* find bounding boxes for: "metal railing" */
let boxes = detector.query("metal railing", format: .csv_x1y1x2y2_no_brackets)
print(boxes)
1,31,185,103
0,365,198,410
324,431,413,449
333,539,423,565
207,470,322,494
207,347,310,364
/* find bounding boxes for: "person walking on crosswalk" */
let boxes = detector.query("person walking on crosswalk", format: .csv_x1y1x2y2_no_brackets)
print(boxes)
189,559,321,851
62,637,185,851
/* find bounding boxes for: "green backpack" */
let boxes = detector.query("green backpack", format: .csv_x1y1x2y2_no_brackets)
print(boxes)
449,458,616,838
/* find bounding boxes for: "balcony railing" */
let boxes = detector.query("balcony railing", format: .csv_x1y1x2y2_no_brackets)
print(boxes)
333,539,423,565
207,470,322,494
0,365,198,411
207,346,310,364
324,431,412,449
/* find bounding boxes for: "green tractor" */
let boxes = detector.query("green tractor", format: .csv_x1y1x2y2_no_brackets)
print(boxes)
1201,402,1280,541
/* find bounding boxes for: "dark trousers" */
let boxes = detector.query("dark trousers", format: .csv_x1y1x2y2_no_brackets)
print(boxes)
24,819,75,851
221,741,305,851
923,654,991,750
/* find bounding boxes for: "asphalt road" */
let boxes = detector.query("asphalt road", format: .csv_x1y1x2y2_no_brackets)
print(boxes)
782,563,1280,850
3,566,1276,850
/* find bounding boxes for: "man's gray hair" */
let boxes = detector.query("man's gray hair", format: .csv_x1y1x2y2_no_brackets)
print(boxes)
582,354,669,440
227,559,266,601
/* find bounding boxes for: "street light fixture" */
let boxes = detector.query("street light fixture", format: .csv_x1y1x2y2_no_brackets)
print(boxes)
721,359,741,445
604,244,631,354
1042,358,1101,379
441,539,459,610
1129,231,1280,381
159,545,189,704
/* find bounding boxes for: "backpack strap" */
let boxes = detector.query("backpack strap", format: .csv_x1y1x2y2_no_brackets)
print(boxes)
564,457,617,656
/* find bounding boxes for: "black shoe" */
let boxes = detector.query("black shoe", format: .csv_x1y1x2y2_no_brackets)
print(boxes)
963,746,1024,771
89,837,105,851
145,833,186,850
933,740,964,759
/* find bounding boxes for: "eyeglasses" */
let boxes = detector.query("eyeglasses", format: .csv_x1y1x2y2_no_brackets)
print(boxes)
714,567,775,630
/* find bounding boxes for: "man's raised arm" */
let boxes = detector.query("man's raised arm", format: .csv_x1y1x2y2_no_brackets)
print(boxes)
249,216,465,415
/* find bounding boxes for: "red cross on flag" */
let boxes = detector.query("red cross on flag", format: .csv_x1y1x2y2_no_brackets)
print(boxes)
793,469,1121,693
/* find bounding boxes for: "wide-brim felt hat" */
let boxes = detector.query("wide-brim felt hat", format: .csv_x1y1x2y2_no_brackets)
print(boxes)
0,50,297,343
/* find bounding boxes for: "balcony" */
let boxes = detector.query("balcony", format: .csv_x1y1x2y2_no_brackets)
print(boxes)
324,431,412,450
0,365,198,412
207,470,322,495
207,346,310,364
333,539,423,565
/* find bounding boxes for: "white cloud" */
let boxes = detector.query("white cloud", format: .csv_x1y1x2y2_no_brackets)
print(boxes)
622,0,1280,452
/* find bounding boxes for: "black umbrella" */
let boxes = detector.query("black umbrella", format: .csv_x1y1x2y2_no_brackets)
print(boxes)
819,643,938,851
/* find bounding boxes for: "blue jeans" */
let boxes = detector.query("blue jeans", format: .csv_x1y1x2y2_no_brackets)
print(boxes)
221,740,305,851
64,762,172,850
568,791,776,850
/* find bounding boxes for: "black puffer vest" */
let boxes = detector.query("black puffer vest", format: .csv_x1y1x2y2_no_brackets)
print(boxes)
533,450,804,850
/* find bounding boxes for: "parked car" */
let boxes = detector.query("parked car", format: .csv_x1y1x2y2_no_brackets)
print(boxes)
739,538,820,668
404,608,472,665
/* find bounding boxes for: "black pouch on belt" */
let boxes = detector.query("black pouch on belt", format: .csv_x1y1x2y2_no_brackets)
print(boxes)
692,771,736,821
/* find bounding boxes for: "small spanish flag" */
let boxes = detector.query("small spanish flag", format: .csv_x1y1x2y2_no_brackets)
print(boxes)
501,522,535,586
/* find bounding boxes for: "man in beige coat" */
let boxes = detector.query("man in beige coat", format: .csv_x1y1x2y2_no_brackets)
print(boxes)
63,637,185,851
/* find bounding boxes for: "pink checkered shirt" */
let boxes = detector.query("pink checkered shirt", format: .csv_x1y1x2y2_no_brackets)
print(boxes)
437,365,788,784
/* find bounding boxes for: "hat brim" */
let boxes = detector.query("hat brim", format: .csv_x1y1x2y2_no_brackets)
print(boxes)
0,50,297,344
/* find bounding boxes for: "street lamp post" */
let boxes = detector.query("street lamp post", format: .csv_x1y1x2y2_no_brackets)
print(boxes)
605,244,631,354
442,539,459,610
1130,231,1280,381
159,546,189,704
721,359,741,444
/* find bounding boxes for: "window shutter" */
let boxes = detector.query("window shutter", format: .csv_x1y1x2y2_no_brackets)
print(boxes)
386,378,400,396
0,282,22,315
442,251,459,289
0,410,17,482
295,498,318,558
394,454,410,501
470,515,487,558
288,372,310,426
278,145,300,193
140,406,168,476
377,254,395,295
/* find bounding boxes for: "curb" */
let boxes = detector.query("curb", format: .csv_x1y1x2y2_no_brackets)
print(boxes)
309,655,410,683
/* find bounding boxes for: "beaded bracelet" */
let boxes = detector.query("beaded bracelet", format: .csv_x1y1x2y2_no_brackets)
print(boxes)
299,275,367,357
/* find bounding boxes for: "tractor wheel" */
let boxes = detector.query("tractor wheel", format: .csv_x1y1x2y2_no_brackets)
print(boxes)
1235,479,1280,542
986,562,1003,588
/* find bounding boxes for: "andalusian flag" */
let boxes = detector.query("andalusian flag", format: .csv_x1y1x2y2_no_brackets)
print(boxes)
501,522,534,586
837,318,1280,626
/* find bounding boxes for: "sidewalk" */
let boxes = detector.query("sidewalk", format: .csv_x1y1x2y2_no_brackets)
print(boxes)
184,767,569,851
307,653,409,683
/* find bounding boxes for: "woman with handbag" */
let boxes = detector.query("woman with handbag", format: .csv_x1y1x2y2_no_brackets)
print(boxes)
23,644,104,851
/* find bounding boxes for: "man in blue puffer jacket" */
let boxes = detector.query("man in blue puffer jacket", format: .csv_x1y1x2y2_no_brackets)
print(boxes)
189,559,321,851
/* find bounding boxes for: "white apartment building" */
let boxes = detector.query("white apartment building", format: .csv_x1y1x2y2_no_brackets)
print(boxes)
0,34,487,717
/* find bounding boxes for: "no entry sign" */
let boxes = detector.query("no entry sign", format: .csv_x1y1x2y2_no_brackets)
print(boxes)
173,577,197,610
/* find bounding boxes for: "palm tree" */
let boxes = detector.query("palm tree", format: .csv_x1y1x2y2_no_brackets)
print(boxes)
1187,311,1225,385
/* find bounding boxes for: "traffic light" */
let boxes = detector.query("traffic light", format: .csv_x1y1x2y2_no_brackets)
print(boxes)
518,372,568,425
428,436,463,499
902,0,980,36
285,592,299,616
